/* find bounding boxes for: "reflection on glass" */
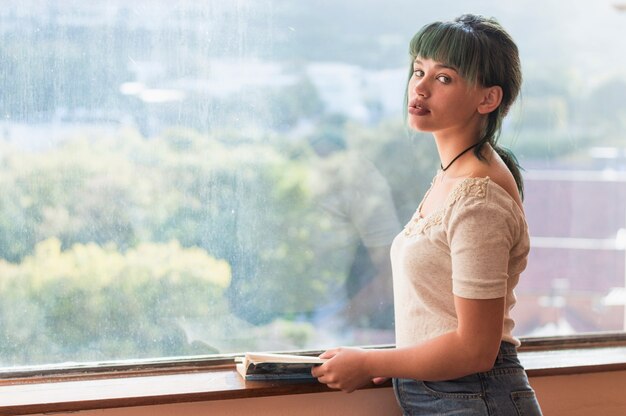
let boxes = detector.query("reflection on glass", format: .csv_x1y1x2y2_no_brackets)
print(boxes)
305,116,400,344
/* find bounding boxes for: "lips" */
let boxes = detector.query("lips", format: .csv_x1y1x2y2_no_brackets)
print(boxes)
408,98,430,116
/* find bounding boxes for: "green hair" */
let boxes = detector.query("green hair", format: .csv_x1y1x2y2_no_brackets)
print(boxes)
406,14,524,199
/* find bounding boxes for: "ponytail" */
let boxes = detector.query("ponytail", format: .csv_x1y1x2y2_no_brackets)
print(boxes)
475,101,524,200
494,146,524,199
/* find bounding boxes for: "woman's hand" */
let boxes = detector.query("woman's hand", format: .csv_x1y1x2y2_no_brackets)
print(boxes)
311,347,375,393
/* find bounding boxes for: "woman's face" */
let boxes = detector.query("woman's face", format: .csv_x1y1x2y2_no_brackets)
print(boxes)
407,57,487,138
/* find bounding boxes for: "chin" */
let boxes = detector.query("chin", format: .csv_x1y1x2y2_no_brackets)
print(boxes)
407,118,431,133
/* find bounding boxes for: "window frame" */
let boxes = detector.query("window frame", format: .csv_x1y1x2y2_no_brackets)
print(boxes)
1,332,625,380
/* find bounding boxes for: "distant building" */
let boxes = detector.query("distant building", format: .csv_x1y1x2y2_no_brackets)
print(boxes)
516,169,626,335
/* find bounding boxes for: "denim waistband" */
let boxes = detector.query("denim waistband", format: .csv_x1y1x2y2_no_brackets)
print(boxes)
492,341,521,368
498,341,518,356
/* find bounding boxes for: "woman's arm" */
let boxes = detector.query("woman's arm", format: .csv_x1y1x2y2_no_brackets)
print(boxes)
312,295,505,392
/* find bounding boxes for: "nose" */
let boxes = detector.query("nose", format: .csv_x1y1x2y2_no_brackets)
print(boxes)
413,77,428,98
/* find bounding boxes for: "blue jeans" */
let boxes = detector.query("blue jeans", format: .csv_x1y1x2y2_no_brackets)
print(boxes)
393,342,543,415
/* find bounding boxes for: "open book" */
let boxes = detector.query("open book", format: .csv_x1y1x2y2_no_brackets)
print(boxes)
235,352,326,381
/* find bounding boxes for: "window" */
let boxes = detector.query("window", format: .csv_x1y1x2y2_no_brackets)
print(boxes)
1,0,625,371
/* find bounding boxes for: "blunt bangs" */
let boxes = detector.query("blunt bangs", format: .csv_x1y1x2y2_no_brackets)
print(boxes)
409,21,484,86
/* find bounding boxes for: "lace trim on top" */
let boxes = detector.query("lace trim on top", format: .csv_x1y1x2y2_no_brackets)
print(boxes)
403,176,490,237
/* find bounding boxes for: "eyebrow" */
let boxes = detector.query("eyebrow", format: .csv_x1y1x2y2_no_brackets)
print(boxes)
413,59,458,72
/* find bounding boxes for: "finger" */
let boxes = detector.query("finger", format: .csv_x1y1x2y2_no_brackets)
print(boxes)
316,375,335,385
311,365,325,378
319,348,339,359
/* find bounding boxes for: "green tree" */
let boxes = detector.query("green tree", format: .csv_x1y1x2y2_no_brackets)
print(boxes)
0,238,231,366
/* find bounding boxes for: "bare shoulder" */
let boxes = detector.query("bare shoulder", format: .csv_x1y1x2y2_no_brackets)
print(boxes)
470,153,522,208
488,170,522,206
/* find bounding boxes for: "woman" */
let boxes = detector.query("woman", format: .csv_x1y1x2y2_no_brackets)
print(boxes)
312,14,543,415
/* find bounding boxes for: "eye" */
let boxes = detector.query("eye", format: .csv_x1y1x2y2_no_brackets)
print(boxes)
436,74,452,84
413,68,424,77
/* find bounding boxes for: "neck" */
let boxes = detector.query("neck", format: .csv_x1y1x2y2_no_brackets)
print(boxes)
440,142,479,171
435,141,479,174
433,124,486,174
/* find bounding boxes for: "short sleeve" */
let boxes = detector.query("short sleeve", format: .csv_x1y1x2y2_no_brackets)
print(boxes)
446,194,520,299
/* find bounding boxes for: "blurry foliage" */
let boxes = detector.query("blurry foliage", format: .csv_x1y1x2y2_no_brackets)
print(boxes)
1,122,415,364
0,112,434,365
0,238,230,365
581,78,626,137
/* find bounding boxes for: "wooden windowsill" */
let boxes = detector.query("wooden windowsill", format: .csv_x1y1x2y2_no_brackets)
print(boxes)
1,336,625,416
0,364,347,416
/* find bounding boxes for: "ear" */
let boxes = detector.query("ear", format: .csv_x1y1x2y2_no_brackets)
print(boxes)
477,86,503,115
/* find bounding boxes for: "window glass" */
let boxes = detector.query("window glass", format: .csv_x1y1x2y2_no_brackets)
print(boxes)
1,0,625,368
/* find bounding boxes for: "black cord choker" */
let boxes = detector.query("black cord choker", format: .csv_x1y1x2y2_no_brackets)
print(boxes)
440,143,479,171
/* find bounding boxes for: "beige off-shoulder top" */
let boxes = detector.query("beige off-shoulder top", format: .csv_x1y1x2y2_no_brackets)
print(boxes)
391,176,530,348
